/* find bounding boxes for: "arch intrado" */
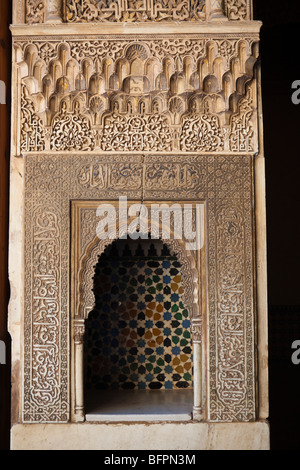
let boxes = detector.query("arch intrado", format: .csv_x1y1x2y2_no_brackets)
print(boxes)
71,221,203,423
79,234,199,320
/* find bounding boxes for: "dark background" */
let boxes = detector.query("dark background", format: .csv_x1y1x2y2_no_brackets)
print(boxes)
0,0,300,450
254,0,300,450
0,0,12,452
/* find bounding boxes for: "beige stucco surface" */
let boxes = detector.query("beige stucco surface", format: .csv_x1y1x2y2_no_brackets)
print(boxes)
12,422,270,450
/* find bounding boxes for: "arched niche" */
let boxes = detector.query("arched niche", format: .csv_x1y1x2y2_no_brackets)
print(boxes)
71,218,203,423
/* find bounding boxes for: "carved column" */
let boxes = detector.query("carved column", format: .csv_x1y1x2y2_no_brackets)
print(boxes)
191,318,202,420
45,0,62,23
74,323,85,422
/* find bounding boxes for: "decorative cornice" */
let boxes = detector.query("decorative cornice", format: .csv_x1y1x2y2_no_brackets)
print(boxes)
10,21,262,37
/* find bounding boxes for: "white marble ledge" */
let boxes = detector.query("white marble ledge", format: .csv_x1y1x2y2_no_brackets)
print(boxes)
11,421,270,450
10,21,263,37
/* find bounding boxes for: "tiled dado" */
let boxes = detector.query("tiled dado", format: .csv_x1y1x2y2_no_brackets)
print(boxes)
85,239,193,392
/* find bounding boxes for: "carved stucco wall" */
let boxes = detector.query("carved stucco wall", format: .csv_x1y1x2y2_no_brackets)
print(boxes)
16,36,258,155
20,0,252,25
10,0,265,426
24,153,255,422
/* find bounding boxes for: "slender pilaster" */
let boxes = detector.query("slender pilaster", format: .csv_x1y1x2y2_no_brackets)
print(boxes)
191,319,202,421
74,324,85,423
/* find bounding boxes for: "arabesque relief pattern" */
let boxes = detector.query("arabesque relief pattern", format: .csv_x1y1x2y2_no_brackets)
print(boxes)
17,36,258,154
25,0,45,24
23,0,251,24
24,204,68,421
225,0,249,21
65,0,207,22
24,153,255,422
21,84,45,152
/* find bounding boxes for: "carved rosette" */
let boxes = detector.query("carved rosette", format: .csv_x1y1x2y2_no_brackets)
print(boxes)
100,113,173,152
180,114,224,152
50,104,95,151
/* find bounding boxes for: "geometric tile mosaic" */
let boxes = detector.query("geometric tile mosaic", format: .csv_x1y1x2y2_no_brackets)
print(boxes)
84,239,193,391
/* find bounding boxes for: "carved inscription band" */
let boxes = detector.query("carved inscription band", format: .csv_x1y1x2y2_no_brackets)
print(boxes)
24,0,251,24
78,162,199,190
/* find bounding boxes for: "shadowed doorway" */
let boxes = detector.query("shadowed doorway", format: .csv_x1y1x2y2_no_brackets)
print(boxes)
84,238,194,421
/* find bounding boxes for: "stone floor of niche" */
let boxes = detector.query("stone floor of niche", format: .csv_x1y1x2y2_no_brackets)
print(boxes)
85,389,194,422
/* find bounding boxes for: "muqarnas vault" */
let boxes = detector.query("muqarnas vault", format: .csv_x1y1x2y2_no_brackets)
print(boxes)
9,0,269,449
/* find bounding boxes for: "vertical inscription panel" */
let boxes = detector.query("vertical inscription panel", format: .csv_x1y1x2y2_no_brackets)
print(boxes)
24,204,69,422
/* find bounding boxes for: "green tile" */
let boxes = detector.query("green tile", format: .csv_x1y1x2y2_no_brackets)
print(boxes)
172,336,180,344
183,372,192,381
148,355,156,363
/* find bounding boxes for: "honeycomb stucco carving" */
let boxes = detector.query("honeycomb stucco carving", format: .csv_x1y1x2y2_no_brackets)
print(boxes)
16,36,259,155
